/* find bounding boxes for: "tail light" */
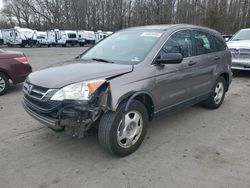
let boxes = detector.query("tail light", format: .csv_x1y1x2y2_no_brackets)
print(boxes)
14,56,28,64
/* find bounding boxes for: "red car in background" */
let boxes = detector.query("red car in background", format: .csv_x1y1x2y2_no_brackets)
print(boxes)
0,49,32,95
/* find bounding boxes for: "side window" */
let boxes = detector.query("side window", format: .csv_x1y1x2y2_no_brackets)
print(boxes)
193,30,217,55
214,37,227,51
160,30,194,58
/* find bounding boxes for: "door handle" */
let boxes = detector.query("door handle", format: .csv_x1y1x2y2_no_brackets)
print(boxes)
188,61,197,66
214,56,220,60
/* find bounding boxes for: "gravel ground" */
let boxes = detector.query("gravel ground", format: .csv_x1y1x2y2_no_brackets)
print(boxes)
0,47,250,188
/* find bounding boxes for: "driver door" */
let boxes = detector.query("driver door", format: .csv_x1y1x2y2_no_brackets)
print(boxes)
153,30,199,111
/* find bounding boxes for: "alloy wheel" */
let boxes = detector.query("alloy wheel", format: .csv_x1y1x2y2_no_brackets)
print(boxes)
0,76,6,93
117,110,143,148
214,82,224,104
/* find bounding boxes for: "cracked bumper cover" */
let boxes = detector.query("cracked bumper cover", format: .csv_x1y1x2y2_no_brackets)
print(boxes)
22,98,102,132
22,100,61,130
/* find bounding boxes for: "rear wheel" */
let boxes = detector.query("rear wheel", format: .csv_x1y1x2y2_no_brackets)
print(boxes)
0,72,10,96
98,100,148,157
202,77,226,109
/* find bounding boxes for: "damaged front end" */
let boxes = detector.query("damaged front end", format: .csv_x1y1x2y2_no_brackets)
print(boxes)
22,80,111,138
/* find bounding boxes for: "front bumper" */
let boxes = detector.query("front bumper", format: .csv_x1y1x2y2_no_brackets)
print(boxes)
22,95,102,137
66,40,78,44
10,63,32,85
232,60,250,70
22,100,61,130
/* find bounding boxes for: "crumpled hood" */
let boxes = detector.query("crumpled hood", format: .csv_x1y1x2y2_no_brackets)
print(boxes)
227,40,250,49
27,59,133,88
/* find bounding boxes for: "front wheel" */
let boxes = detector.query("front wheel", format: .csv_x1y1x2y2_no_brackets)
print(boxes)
0,73,10,96
98,100,148,157
202,77,226,109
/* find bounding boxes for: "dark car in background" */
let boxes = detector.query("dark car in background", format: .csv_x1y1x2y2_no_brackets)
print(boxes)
0,49,32,95
22,24,232,156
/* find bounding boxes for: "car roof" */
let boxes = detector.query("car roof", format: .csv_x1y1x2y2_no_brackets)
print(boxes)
240,28,250,31
124,24,180,31
125,24,213,31
124,24,222,39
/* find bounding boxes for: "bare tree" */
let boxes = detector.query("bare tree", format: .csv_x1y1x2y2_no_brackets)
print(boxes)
1,0,249,34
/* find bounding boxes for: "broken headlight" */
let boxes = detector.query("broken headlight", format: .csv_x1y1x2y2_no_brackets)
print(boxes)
51,79,105,101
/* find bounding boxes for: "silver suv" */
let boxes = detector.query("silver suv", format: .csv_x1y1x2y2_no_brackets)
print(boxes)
227,28,250,70
23,24,232,156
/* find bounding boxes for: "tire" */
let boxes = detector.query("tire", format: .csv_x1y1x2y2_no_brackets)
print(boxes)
202,77,226,109
0,72,10,96
37,42,42,48
98,100,148,157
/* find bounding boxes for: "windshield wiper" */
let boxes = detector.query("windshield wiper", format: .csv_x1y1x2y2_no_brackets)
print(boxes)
91,58,114,64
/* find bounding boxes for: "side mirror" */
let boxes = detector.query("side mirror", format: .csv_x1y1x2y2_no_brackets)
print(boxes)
156,53,183,64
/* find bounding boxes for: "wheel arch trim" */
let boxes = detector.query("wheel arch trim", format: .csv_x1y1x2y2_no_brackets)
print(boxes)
114,91,155,122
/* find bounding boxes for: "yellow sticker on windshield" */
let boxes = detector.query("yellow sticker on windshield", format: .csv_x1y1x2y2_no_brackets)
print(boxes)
141,32,162,38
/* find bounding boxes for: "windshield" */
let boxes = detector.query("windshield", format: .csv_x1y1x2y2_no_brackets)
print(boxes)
231,30,250,41
68,33,77,38
81,30,163,65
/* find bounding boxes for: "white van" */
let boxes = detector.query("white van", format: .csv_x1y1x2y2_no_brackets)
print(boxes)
35,31,51,47
47,29,78,47
1,27,37,47
0,30,3,45
77,30,95,45
95,30,113,43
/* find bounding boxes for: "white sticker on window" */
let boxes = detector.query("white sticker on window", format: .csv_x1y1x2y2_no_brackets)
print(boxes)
141,32,162,38
131,57,141,62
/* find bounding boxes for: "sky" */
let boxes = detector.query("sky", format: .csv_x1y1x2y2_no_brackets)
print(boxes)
0,0,3,9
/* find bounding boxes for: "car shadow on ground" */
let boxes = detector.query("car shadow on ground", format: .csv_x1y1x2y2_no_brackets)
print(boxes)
232,70,250,78
7,83,23,95
33,104,207,160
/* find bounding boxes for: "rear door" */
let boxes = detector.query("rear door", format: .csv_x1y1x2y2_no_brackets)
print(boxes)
188,30,219,97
